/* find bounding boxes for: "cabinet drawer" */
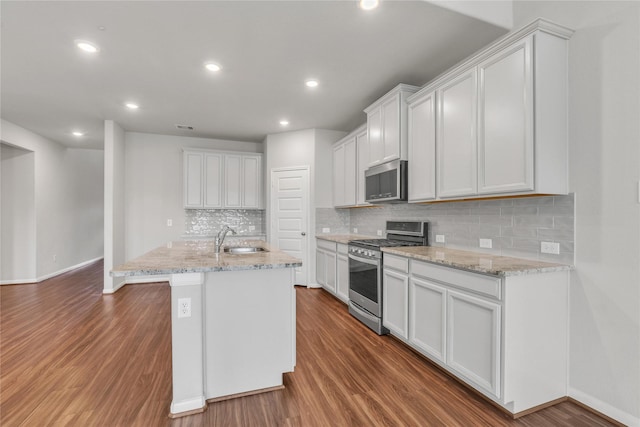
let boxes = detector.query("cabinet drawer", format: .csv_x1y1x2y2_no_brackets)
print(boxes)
337,243,348,255
411,260,501,300
317,239,337,252
384,254,409,274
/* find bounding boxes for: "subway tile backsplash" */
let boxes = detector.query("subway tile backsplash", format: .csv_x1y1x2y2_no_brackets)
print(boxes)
317,194,575,264
184,209,265,237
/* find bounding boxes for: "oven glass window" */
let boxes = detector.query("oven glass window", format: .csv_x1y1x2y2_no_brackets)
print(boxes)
349,257,378,303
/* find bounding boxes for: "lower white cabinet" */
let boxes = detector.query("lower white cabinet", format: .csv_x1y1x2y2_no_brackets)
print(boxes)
316,240,348,303
336,245,349,303
409,277,446,363
382,254,569,415
447,289,501,397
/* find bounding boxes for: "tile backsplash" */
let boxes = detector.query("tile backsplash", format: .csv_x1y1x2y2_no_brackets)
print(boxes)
184,209,265,237
318,194,575,264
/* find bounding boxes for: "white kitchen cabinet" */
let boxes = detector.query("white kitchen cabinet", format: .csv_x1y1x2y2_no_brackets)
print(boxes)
184,152,204,208
436,68,478,198
316,239,337,294
355,126,369,206
332,135,357,208
183,149,263,209
381,252,569,416
364,84,419,168
336,244,349,303
409,276,446,363
477,36,533,194
242,154,263,209
447,289,501,398
224,154,242,208
382,254,410,340
407,89,437,202
412,19,571,201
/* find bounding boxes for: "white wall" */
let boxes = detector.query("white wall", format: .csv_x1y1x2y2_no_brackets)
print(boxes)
513,4,640,425
124,132,262,260
1,144,36,282
104,120,126,293
1,119,104,283
314,129,350,208
428,1,513,29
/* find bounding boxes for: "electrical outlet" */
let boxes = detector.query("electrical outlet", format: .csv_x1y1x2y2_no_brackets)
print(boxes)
479,238,492,249
435,234,445,243
322,227,330,233
53,254,57,263
377,230,383,236
541,241,560,254
177,298,191,318
353,227,358,233
249,225,255,231
167,219,173,227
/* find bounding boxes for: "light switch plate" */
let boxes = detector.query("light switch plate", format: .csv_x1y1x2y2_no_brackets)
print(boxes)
353,227,358,233
167,219,173,227
377,230,383,236
435,234,445,243
479,238,492,249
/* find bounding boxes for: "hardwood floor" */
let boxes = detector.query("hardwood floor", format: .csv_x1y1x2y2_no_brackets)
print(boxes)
0,260,617,426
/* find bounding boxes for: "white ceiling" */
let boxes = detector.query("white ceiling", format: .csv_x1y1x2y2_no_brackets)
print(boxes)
0,1,508,150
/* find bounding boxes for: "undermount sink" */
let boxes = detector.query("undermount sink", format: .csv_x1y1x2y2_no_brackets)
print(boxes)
223,246,268,254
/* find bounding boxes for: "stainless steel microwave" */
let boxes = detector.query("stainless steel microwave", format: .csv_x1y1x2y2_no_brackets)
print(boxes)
365,159,408,203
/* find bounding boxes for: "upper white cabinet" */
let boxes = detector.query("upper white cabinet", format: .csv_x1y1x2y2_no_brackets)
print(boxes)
332,124,368,208
407,19,573,202
407,89,437,202
364,84,419,168
183,149,263,209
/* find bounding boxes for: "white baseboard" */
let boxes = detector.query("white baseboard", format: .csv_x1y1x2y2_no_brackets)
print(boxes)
306,283,322,289
170,395,206,416
569,387,640,427
102,277,127,294
0,257,103,285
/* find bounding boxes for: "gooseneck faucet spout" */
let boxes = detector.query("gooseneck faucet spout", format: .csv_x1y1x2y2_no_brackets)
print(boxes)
215,225,237,253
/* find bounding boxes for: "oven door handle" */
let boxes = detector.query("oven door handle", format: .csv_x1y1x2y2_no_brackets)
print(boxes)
348,252,380,266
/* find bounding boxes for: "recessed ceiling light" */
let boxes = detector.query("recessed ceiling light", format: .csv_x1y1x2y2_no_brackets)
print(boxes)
205,62,222,72
75,40,99,53
305,79,319,88
125,103,139,110
72,131,84,137
359,0,379,10
279,120,290,126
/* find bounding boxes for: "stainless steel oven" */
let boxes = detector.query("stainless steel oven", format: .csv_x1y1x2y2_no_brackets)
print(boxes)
348,221,428,335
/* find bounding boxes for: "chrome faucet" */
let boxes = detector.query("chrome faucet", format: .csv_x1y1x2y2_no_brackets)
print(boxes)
215,225,237,253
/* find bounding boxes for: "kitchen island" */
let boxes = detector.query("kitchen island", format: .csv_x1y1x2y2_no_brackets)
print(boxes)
111,240,301,417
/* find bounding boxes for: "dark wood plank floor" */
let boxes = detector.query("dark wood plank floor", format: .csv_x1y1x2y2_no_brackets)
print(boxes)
0,260,617,426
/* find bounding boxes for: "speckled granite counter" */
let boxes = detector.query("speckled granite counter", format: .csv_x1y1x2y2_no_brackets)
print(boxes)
316,234,375,244
382,246,572,277
111,240,301,277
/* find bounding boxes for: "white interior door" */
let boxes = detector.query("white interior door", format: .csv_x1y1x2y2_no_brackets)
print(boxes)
270,167,309,285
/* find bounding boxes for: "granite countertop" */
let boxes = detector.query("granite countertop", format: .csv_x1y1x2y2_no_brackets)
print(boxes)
316,234,376,244
111,240,301,277
382,246,573,277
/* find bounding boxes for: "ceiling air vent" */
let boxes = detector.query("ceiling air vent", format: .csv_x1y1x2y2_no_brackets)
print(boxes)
175,124,194,130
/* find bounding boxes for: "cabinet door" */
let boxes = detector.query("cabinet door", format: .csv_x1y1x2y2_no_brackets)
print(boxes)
184,152,204,208
242,155,262,208
382,95,400,163
336,254,349,303
409,276,446,363
316,249,326,286
333,144,346,207
437,69,478,198
408,91,436,202
382,268,409,340
204,153,223,208
325,251,337,294
224,154,242,208
344,137,357,206
478,36,534,194
447,289,501,398
367,107,383,167
356,129,369,206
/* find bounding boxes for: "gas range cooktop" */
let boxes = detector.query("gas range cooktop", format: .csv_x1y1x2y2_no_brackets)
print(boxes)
348,239,425,249
348,221,429,251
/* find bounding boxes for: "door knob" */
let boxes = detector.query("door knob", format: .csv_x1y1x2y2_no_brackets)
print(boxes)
301,232,306,236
